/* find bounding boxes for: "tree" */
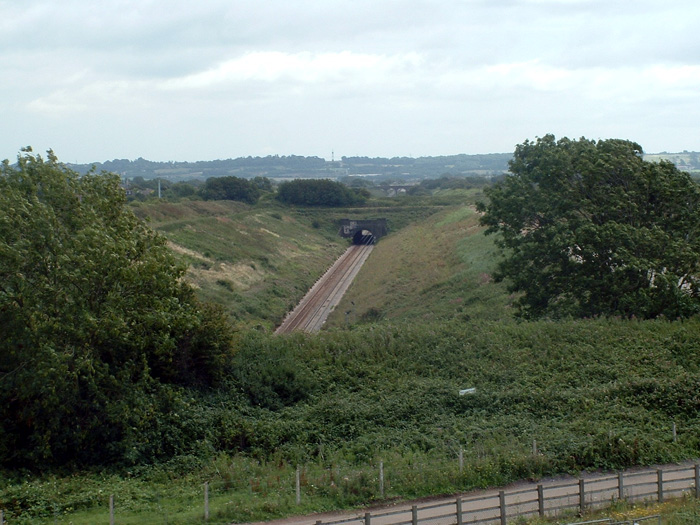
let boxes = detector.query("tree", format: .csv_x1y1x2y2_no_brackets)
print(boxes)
202,175,261,203
478,135,700,319
276,179,367,206
0,149,234,466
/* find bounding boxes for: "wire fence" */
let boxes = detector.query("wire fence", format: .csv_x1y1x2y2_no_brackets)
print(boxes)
1,460,698,524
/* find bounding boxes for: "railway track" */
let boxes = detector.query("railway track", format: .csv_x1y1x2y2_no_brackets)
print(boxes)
275,244,374,334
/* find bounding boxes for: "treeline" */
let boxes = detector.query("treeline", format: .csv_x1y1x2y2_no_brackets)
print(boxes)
68,153,514,181
127,175,273,204
276,179,369,206
128,176,370,207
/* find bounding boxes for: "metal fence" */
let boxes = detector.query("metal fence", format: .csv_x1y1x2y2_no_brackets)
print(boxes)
313,463,700,525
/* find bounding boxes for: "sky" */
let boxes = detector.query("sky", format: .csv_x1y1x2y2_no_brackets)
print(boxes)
2,0,699,163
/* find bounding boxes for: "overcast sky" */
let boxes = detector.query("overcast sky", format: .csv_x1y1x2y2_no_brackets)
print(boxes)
2,0,699,163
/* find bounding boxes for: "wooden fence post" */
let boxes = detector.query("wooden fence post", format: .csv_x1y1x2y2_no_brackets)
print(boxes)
532,439,537,455
695,464,700,499
657,469,664,503
499,490,506,525
1,509,4,525
618,471,624,500
109,494,115,525
379,460,384,498
412,505,418,525
579,479,585,513
456,497,464,525
296,466,301,505
204,481,209,521
672,422,677,442
459,447,464,474
537,484,544,517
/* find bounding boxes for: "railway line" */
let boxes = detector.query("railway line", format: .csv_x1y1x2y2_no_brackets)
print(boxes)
275,244,374,334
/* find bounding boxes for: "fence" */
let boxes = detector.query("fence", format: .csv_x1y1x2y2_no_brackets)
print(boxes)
1,462,698,524
314,463,700,525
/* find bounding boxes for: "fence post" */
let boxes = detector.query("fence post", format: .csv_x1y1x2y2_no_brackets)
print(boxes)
412,505,418,525
1,509,4,525
579,479,585,513
109,494,115,525
618,471,624,500
365,511,371,525
537,484,544,517
672,422,677,442
499,490,506,525
459,447,464,474
695,464,699,499
532,439,537,455
296,466,301,505
456,497,464,525
657,469,664,503
379,460,384,499
204,481,209,521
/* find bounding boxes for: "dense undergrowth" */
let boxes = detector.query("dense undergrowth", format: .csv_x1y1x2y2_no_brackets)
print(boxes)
3,318,700,522
3,184,700,523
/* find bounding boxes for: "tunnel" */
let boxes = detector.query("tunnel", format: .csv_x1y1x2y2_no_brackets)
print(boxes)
352,229,376,245
338,218,388,243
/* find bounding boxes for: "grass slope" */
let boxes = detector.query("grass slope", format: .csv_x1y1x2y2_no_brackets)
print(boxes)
326,199,511,327
130,198,447,328
4,318,700,523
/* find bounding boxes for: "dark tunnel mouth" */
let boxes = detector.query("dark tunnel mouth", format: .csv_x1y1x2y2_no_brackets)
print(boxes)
353,229,375,245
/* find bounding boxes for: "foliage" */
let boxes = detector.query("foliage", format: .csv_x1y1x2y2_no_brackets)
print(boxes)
0,149,234,467
201,175,262,203
276,179,367,206
478,134,700,319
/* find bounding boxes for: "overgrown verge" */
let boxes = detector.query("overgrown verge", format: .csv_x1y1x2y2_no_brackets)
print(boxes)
3,318,700,522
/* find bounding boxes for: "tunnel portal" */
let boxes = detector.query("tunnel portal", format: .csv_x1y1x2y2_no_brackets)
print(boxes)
339,218,388,245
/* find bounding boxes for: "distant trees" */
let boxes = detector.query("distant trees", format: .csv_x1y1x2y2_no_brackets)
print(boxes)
202,175,263,203
0,149,234,467
478,135,700,319
276,179,367,206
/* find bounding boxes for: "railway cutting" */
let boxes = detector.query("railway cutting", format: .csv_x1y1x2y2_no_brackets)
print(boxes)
275,244,374,334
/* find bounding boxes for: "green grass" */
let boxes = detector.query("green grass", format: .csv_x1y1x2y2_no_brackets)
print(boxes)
130,198,447,328
4,317,700,522
5,191,700,523
325,200,511,327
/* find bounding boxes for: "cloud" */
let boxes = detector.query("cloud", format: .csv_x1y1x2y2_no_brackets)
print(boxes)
162,51,424,90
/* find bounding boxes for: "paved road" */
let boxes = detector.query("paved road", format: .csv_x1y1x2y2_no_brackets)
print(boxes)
245,460,699,525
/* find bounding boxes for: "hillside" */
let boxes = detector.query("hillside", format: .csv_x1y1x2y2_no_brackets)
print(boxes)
3,189,700,524
130,197,448,328
326,198,511,327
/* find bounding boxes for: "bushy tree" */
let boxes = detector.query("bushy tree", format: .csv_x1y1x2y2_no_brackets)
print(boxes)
0,149,234,466
478,135,700,319
202,175,261,203
276,179,366,206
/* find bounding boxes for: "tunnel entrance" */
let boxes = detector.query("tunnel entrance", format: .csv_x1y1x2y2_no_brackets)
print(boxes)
338,218,388,243
352,229,375,245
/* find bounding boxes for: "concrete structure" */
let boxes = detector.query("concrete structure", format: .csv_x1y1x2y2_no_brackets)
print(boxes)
338,218,388,244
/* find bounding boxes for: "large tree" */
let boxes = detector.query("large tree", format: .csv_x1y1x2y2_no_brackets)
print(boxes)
478,135,700,319
0,149,233,466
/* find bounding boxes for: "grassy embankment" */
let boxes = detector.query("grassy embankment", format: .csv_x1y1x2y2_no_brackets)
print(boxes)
130,196,449,329
3,191,700,523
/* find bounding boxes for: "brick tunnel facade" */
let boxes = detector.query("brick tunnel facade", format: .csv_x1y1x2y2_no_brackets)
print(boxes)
338,218,388,245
